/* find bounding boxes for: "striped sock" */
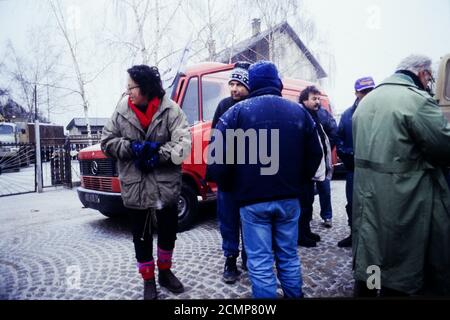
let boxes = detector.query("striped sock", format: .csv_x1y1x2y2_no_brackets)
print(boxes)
137,260,155,280
157,247,173,270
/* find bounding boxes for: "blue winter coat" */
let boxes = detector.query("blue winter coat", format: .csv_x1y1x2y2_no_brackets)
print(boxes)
336,100,358,171
206,86,323,207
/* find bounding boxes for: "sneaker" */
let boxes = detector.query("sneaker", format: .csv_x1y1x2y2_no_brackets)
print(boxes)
223,256,240,284
158,269,184,293
323,219,332,228
337,234,352,248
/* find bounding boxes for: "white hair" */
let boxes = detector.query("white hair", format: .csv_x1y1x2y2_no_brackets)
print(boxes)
396,54,432,74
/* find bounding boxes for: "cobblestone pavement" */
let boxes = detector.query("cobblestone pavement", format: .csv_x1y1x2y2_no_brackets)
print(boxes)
0,180,353,300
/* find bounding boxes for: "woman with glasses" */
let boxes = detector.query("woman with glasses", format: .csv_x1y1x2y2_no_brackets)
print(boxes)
101,65,191,300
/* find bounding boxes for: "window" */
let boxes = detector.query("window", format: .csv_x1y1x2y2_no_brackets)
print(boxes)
0,124,14,134
202,70,232,121
181,77,199,125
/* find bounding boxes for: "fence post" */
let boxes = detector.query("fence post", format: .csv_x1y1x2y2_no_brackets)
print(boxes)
35,120,43,193
64,138,72,189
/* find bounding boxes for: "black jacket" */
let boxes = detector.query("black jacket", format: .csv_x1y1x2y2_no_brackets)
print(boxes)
211,97,238,130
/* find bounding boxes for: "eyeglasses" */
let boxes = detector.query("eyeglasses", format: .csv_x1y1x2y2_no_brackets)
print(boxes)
424,69,435,82
126,85,139,92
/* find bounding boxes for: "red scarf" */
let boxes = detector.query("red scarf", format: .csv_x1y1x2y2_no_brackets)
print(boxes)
128,97,160,130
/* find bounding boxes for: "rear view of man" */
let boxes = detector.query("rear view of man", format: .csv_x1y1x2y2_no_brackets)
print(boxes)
207,61,322,298
208,62,250,284
352,55,450,297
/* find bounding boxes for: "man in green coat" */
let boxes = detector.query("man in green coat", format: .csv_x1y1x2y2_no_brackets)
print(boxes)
352,55,450,297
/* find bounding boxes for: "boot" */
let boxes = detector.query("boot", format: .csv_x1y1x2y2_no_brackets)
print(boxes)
306,223,321,242
138,261,157,300
298,235,317,247
298,219,318,247
158,269,184,293
143,278,157,300
223,256,241,284
337,234,352,248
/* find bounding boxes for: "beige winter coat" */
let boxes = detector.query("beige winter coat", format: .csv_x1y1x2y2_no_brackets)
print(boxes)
101,94,191,210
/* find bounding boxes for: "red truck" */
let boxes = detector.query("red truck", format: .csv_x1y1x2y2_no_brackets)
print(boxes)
77,62,335,231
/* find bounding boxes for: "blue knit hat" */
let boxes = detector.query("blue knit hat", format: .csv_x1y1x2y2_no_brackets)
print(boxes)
248,61,283,91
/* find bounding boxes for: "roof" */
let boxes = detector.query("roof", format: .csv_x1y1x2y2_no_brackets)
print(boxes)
214,22,327,79
66,117,109,130
184,62,231,75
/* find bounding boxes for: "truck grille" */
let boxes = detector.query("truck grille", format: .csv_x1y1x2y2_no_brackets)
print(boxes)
79,159,117,177
82,176,113,192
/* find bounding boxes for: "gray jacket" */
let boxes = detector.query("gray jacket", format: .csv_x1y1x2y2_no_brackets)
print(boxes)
101,94,191,210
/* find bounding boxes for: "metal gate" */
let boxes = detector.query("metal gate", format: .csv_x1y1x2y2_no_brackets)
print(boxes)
0,143,36,197
40,138,74,189
0,137,100,197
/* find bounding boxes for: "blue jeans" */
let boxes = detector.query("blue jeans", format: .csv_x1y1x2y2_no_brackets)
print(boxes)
217,190,245,258
345,172,354,227
317,179,332,220
240,199,302,298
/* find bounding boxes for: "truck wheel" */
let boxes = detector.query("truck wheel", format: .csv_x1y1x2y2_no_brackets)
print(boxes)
177,184,199,232
99,210,121,218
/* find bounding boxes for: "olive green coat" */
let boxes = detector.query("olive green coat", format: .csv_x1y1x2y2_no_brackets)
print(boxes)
352,73,450,295
101,95,191,210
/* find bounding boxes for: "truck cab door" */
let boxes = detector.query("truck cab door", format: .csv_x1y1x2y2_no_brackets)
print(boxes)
436,54,450,122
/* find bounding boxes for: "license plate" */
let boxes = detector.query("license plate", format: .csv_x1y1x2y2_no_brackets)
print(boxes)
85,193,100,203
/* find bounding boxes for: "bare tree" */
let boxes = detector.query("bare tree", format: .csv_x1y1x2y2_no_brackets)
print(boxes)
49,0,99,141
105,0,184,67
3,25,63,123
182,0,223,62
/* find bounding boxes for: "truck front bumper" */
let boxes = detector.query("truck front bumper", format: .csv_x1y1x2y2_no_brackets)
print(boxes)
77,187,128,214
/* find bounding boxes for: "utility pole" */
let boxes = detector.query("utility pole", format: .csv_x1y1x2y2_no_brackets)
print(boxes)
34,85,43,193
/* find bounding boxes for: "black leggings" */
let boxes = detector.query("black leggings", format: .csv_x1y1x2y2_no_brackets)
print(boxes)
129,204,178,263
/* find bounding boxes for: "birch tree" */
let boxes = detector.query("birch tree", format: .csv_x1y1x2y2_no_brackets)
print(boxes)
49,0,114,141
4,27,63,123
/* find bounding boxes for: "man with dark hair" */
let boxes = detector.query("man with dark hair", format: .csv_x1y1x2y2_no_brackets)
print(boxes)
298,86,338,247
101,64,191,300
208,61,322,298
336,76,375,248
207,61,250,284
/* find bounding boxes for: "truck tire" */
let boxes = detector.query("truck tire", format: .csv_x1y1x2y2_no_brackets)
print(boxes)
177,183,199,232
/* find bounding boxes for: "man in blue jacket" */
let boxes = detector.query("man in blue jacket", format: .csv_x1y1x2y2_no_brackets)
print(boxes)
207,61,322,298
336,76,375,248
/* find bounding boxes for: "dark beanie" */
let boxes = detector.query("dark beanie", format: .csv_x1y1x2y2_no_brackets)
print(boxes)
248,61,283,91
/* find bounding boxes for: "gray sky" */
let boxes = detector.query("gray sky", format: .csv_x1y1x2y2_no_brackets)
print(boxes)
304,0,450,109
1,0,449,127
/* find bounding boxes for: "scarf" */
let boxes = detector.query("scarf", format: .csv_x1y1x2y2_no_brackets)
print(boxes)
128,97,160,130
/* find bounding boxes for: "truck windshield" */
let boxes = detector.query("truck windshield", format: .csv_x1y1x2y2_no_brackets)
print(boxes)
202,70,232,121
0,124,14,134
